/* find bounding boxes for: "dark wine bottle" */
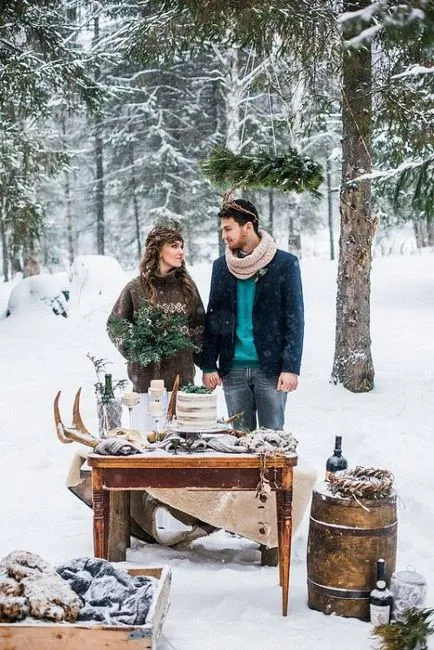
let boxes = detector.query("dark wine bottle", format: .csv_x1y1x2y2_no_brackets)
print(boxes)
370,559,393,626
102,374,115,404
325,435,348,480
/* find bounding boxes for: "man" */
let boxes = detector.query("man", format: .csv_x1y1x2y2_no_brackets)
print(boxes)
202,198,304,431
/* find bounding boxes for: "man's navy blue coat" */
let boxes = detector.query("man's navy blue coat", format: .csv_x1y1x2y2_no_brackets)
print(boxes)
201,250,304,377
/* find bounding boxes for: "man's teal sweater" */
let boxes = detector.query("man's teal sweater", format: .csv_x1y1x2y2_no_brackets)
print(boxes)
232,277,260,368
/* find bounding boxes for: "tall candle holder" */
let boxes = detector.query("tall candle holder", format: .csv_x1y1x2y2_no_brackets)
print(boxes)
122,391,141,429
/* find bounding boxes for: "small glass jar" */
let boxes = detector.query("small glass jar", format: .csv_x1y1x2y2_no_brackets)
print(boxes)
390,569,427,622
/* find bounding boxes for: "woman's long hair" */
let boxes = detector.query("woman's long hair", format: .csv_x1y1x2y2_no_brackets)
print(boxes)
138,225,196,309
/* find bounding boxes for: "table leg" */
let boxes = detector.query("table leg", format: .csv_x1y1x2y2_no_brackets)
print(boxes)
276,491,283,587
277,467,293,616
92,467,107,559
108,491,130,562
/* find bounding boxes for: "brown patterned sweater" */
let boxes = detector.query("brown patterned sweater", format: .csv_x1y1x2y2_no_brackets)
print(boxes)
107,271,204,392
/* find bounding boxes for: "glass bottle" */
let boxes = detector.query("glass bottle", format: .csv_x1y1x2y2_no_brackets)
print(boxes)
370,559,393,626
102,374,115,403
325,435,348,480
97,374,122,437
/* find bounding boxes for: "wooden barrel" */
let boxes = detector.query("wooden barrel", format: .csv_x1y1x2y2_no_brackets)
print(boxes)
307,483,397,620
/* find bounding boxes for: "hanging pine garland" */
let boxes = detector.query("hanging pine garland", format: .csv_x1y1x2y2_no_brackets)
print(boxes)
108,302,199,368
201,147,324,197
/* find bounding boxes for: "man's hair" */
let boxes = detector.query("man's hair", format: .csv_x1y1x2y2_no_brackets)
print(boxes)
218,199,260,235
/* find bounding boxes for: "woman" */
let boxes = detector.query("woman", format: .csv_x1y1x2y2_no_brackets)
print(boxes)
108,223,204,396
108,223,211,546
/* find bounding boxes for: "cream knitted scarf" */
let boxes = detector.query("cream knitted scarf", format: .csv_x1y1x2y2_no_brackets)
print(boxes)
225,230,277,280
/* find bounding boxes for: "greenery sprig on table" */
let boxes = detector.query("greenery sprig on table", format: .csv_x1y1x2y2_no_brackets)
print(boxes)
201,147,324,197
86,353,128,395
108,302,199,368
180,384,212,394
372,607,434,650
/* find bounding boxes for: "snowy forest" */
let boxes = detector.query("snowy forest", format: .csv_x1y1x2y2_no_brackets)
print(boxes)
1,0,433,394
1,3,434,649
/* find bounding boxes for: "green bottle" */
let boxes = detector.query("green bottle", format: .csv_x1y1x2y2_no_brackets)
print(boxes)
102,374,115,404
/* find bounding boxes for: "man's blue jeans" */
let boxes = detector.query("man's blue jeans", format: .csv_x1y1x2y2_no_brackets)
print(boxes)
222,367,287,431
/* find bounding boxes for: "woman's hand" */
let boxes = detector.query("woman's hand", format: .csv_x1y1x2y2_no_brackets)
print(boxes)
202,372,222,390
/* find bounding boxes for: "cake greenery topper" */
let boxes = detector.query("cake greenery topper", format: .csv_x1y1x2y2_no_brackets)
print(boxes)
180,384,213,394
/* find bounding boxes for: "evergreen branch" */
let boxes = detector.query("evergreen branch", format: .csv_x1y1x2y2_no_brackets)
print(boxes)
86,353,127,395
393,153,434,218
372,607,434,650
179,383,212,394
125,0,336,73
108,302,199,368
201,147,324,197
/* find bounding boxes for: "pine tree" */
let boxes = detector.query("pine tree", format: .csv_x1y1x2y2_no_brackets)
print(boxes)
0,0,103,279
121,0,432,392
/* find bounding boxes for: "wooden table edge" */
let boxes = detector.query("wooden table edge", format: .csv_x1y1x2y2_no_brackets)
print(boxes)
87,452,298,469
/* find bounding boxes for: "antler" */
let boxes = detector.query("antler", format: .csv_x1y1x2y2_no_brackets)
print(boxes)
54,390,98,448
54,391,73,444
72,387,91,434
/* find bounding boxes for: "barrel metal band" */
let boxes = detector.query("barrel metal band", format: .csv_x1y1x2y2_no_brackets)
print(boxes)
309,517,398,537
307,578,370,600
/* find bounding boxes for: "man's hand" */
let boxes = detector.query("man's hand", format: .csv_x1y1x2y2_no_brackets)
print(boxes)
277,372,298,392
202,371,222,390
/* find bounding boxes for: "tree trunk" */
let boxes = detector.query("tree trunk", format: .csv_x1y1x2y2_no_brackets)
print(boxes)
268,189,274,237
225,47,242,154
331,0,376,393
426,214,434,247
326,156,335,261
413,219,424,248
94,10,104,255
62,113,75,266
94,125,104,254
10,255,22,276
0,212,8,281
65,171,74,266
129,139,141,260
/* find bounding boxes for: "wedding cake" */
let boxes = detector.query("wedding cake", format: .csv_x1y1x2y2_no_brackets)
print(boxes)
176,390,217,430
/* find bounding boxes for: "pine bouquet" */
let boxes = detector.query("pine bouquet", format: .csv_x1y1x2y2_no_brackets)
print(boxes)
108,302,198,368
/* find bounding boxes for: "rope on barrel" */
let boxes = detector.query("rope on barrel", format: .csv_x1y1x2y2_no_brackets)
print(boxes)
329,466,394,500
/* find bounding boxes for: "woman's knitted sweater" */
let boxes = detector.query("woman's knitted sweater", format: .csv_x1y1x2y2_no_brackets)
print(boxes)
108,270,204,393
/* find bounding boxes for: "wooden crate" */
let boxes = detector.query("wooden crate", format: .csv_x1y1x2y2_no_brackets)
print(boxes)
0,565,171,650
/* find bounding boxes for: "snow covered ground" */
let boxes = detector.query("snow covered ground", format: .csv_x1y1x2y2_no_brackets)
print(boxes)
0,250,433,649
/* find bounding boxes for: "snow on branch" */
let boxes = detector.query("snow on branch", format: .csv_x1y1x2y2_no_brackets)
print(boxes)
344,25,382,47
338,2,386,25
350,154,434,184
392,64,434,79
339,1,427,46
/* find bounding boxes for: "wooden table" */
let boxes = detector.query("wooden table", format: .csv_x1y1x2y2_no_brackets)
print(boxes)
87,451,298,616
